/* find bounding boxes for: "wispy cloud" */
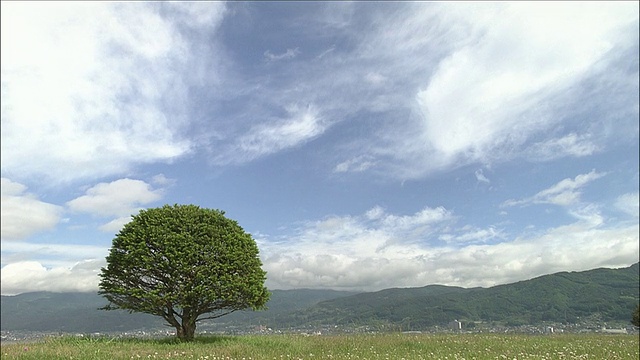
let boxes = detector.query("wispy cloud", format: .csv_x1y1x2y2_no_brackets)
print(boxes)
525,134,600,161
502,170,606,208
306,2,638,179
439,226,504,244
475,169,490,184
615,192,639,218
264,48,301,62
216,104,327,164
1,241,108,266
334,155,376,173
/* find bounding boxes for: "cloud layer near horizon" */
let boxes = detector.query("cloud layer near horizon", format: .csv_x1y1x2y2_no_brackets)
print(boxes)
258,182,639,291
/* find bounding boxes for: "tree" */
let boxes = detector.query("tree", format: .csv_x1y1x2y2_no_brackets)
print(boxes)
99,204,270,341
632,304,640,327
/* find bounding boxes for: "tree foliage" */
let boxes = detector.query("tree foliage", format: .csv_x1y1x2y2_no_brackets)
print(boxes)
99,204,270,341
633,304,640,327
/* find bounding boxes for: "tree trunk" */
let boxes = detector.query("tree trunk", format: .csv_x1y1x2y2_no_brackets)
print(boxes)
177,306,197,341
179,320,196,341
163,309,195,341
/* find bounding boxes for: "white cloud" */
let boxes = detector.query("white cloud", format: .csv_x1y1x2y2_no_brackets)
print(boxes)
259,206,457,290
0,241,109,295
502,170,606,208
185,2,637,175
313,2,638,180
264,48,301,62
526,133,600,161
364,72,387,86
0,260,102,295
164,1,226,28
1,241,108,266
260,204,638,291
474,169,490,184
334,155,376,173
0,2,227,184
1,178,63,241
440,226,504,244
151,174,176,187
365,206,385,220
98,217,133,233
66,179,162,231
615,192,639,218
414,3,637,168
218,104,327,164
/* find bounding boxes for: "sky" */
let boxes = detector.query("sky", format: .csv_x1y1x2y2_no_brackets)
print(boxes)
1,2,638,296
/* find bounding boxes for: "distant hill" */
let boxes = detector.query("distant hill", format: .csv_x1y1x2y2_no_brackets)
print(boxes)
0,289,355,333
282,263,640,329
2,263,638,333
0,291,163,333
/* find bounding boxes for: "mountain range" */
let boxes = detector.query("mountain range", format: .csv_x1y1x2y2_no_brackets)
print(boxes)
2,263,638,333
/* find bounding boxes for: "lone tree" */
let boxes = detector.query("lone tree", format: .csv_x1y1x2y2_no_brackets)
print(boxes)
99,204,270,341
633,304,640,327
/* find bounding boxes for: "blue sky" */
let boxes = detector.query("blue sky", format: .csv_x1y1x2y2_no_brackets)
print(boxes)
1,2,638,295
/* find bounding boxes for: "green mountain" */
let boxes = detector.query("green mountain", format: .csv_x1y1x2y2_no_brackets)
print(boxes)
0,289,355,333
284,263,639,329
2,263,638,333
0,291,163,333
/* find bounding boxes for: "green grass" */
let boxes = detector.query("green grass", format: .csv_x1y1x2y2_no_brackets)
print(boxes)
2,333,639,360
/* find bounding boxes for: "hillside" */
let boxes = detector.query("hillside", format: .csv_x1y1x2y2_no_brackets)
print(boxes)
283,263,639,329
2,263,638,333
0,289,356,333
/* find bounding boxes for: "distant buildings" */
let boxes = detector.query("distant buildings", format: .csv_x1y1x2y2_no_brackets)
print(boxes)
449,320,462,331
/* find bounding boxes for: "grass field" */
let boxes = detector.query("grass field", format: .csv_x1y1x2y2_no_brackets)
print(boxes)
1,333,639,360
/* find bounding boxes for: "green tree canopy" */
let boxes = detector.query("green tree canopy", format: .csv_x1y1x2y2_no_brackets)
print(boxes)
99,204,270,341
633,304,640,327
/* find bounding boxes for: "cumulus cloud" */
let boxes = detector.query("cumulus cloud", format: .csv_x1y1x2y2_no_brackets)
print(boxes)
259,205,638,291
0,240,110,295
0,2,226,184
67,179,162,217
1,178,63,241
0,260,102,295
66,178,163,231
258,205,457,290
502,170,606,208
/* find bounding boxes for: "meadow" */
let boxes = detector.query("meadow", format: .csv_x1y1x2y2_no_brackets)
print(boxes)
1,333,638,360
